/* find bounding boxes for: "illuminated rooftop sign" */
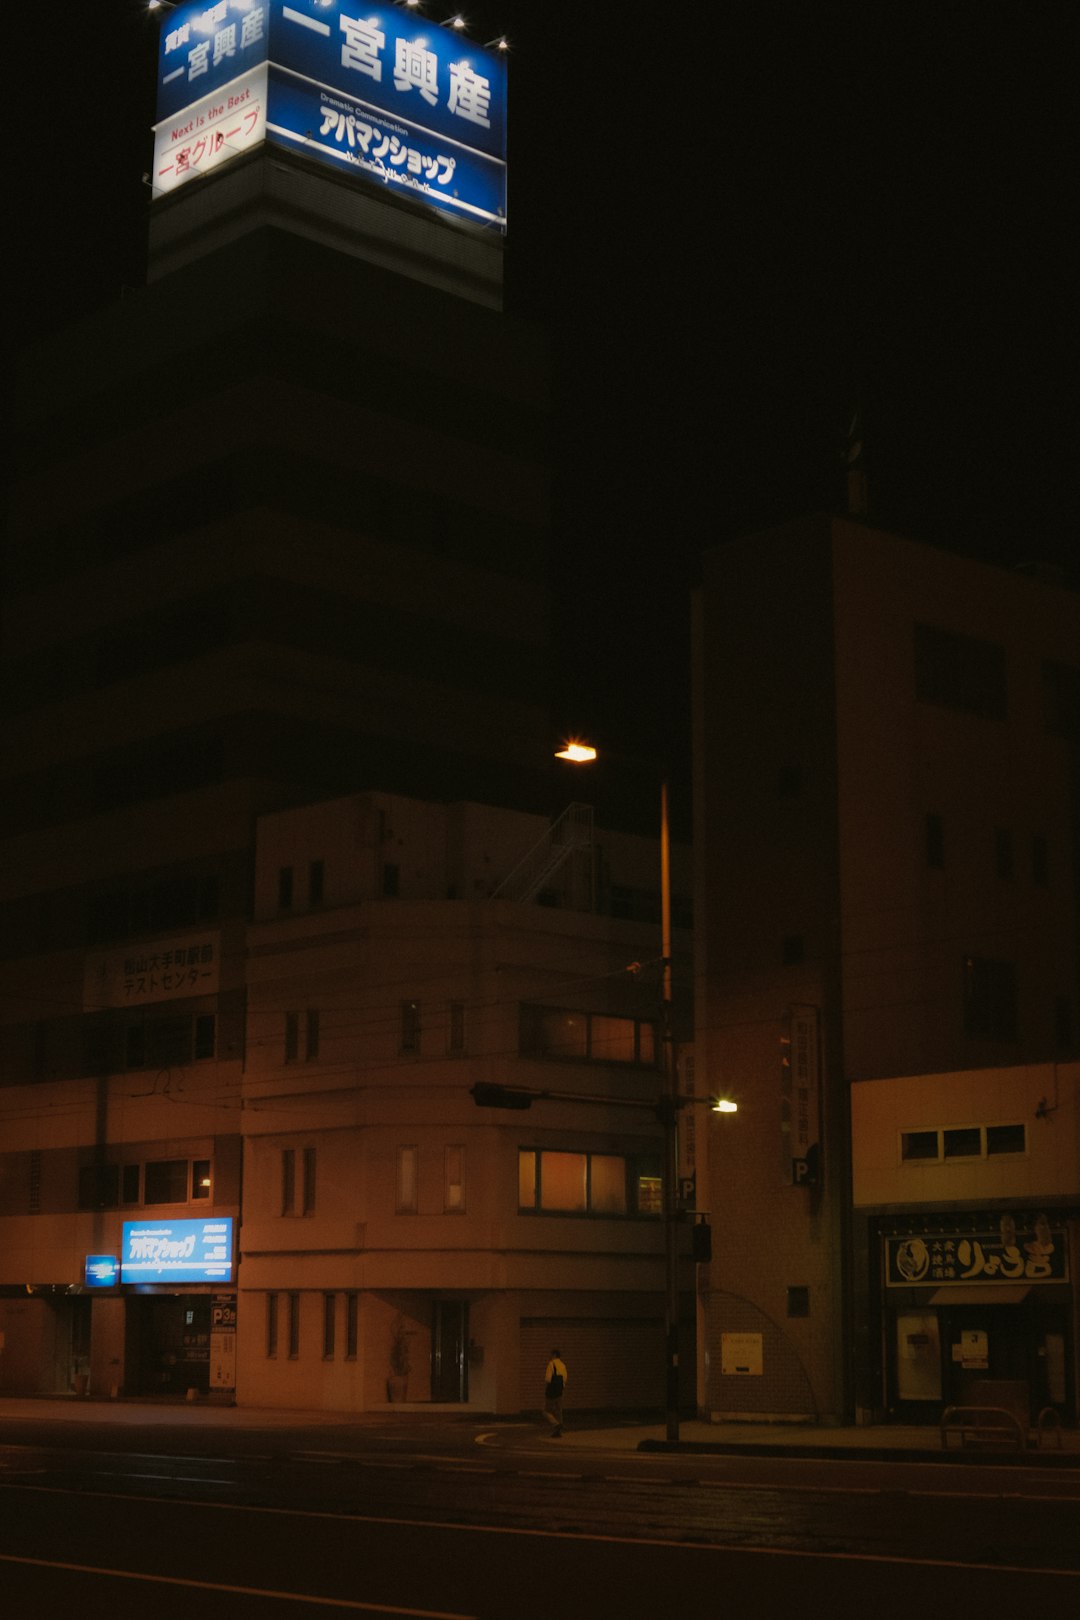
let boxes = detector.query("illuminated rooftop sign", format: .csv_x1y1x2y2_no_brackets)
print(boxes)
153,2,507,231
121,1217,235,1284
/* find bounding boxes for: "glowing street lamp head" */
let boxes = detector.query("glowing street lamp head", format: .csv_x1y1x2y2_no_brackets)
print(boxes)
555,742,597,763
711,1097,738,1114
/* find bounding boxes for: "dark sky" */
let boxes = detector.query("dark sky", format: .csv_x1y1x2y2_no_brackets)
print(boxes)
9,2,1076,800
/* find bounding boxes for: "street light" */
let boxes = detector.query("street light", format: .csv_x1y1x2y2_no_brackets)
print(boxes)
555,739,684,1442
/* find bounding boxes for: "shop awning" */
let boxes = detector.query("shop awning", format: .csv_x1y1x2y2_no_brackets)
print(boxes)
929,1285,1030,1305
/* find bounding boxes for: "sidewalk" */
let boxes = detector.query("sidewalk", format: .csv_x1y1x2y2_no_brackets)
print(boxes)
1,1396,1077,1464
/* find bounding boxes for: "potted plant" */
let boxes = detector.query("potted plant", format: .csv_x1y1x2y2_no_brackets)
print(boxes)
387,1314,411,1402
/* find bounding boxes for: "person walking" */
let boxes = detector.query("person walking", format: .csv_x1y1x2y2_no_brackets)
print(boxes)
543,1347,567,1437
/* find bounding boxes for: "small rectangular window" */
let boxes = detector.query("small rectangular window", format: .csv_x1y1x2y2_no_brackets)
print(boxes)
266,1292,279,1358
444,1145,465,1212
302,1146,316,1215
589,1154,628,1214
901,1130,940,1161
323,1293,336,1359
78,1164,119,1210
925,812,945,869
397,1146,418,1213
964,956,1017,1040
284,1011,299,1063
986,1123,1026,1156
943,1126,981,1159
282,1148,296,1215
144,1158,189,1204
278,866,294,910
383,863,400,897
192,1159,212,1199
287,1292,300,1359
309,859,325,907
122,1163,141,1204
346,1293,359,1359
194,1014,215,1061
518,1149,537,1210
787,1285,810,1318
401,1000,421,1054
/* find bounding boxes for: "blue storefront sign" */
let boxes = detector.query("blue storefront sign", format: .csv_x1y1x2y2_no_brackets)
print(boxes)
84,1254,120,1289
153,1,507,228
121,1218,235,1284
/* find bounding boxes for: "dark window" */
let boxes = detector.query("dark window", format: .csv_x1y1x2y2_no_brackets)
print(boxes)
278,866,294,911
144,1159,190,1204
519,1005,657,1066
194,1014,216,1061
266,1293,279,1358
401,1000,421,1053
1032,835,1049,886
346,1293,359,1358
786,1286,810,1318
323,1293,336,1359
986,1123,1026,1156
925,812,945,869
78,1164,119,1210
781,934,805,965
915,623,1007,719
901,1130,939,1161
309,859,325,907
448,1001,466,1055
943,1126,981,1159
1043,660,1080,740
287,1292,300,1358
963,956,1017,1040
995,828,1014,880
382,862,400,897
122,1163,141,1203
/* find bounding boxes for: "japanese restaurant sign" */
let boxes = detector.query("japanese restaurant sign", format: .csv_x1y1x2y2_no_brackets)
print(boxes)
885,1216,1067,1287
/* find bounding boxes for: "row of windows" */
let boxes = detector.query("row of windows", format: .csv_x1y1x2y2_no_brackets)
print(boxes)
78,1156,212,1211
265,1290,360,1360
87,873,221,944
925,815,1051,883
280,1002,467,1061
915,628,1080,740
84,1010,216,1074
519,1005,657,1067
518,1149,662,1217
900,1124,1026,1163
396,1145,465,1213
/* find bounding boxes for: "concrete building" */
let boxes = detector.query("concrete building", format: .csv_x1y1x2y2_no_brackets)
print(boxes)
0,10,549,1397
692,513,1080,1424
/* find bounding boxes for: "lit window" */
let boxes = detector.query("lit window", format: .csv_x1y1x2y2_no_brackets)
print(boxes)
444,1145,465,1212
397,1146,418,1213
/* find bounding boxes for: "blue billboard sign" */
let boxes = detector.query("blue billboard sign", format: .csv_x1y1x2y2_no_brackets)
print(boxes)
84,1254,120,1289
153,1,507,229
121,1218,235,1284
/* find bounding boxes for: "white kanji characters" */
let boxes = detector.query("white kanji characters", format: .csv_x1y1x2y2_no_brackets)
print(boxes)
447,61,491,128
213,25,237,68
165,24,191,54
394,39,439,106
241,7,266,50
189,41,211,81
340,14,385,82
204,1,227,26
957,1238,986,1279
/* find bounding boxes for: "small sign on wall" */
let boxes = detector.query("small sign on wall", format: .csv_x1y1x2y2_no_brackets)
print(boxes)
721,1332,763,1376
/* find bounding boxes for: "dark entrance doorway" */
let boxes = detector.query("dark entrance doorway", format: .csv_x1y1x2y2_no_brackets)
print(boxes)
126,1295,211,1395
432,1300,468,1402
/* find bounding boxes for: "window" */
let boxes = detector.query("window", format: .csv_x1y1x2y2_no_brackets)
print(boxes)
900,1123,1026,1162
323,1293,336,1359
287,1292,300,1359
282,1148,296,1215
995,828,1014,880
192,1159,212,1199
278,866,294,910
266,1293,279,1358
401,1000,421,1054
284,1010,319,1063
122,1164,141,1204
444,1145,465,1212
78,1164,119,1210
963,956,1017,1040
345,1293,359,1359
397,1145,418,1213
448,1000,466,1055
787,1286,810,1319
925,812,945,869
125,1011,216,1069
383,863,400,897
309,859,325,908
1042,659,1080,740
302,1146,316,1215
518,1149,659,1217
144,1158,191,1204
519,1005,658,1067
915,623,1007,719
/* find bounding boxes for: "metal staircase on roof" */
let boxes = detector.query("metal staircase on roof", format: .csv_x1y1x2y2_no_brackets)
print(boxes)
490,803,595,908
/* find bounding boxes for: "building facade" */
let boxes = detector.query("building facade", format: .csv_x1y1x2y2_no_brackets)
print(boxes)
692,513,1080,1423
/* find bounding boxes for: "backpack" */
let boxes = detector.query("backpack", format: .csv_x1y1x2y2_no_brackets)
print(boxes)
546,1368,564,1399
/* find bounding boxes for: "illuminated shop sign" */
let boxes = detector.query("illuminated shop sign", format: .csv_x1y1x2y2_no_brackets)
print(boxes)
121,1218,235,1284
84,1255,120,1289
153,1,507,229
885,1217,1067,1288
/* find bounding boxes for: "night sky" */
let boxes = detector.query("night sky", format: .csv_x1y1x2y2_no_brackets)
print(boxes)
9,2,1076,805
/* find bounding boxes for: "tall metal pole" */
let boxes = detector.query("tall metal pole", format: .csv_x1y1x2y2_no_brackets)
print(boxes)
660,778,680,1444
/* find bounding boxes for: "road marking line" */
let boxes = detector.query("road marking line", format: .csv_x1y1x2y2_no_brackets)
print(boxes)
0,1554,474,1617
3,1481,1077,1578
